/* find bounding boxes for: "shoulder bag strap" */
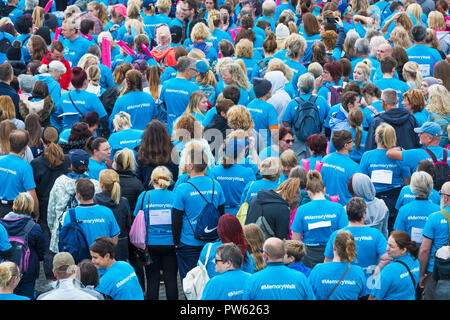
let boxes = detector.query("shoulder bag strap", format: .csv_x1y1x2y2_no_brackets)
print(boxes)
439,209,450,245
68,92,83,115
186,181,210,204
395,260,416,289
244,181,255,203
145,191,150,254
325,263,350,300
204,242,213,265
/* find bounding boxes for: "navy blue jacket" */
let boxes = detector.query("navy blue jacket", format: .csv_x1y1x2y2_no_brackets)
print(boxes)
0,82,20,120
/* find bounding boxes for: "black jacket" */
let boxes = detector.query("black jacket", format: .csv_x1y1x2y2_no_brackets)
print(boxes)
116,170,144,213
136,160,179,191
0,82,20,120
94,191,131,261
365,108,420,151
245,189,291,240
204,114,230,158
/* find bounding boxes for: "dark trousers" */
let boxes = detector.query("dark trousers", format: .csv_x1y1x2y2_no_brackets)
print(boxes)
176,243,203,282
145,245,178,300
376,187,402,235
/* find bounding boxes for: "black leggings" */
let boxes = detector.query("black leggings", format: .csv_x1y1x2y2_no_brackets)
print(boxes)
145,245,178,300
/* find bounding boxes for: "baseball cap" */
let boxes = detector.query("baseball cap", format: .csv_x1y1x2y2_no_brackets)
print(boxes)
53,252,75,273
68,149,90,168
113,4,127,18
413,121,441,137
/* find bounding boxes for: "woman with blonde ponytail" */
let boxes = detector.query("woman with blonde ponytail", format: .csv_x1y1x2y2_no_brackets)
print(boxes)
133,165,178,300
309,230,366,300
290,170,349,269
94,169,131,262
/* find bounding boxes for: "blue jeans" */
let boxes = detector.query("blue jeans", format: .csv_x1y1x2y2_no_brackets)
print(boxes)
175,243,203,281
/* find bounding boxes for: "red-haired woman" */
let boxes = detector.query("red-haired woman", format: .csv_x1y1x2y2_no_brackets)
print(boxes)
314,61,345,107
196,213,255,279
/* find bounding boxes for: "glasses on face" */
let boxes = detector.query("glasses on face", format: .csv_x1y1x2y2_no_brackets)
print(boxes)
440,191,450,196
281,139,295,144
214,259,225,264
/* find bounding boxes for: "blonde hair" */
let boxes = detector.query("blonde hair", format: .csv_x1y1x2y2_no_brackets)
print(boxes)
334,230,357,263
428,10,445,30
260,156,282,181
427,84,450,116
150,165,173,189
185,91,207,116
112,111,132,131
235,39,253,59
354,60,372,82
280,149,298,167
222,62,250,90
187,48,206,60
0,262,19,289
32,6,45,29
12,192,34,215
227,105,254,131
77,53,99,71
390,26,412,50
406,3,423,25
403,61,422,89
306,170,324,194
276,177,300,205
0,95,16,119
403,89,426,113
86,65,100,86
113,148,135,171
99,169,121,205
267,58,293,81
284,239,306,262
191,22,211,42
243,224,266,271
156,0,171,14
125,19,145,35
375,122,397,149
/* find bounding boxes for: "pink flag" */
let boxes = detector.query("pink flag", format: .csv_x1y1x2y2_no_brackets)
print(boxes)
141,43,152,57
116,40,136,56
52,27,61,42
44,0,53,13
102,38,111,69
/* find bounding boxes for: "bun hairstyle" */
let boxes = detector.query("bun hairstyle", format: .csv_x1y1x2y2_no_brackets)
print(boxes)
306,170,324,194
71,66,87,89
334,230,358,264
85,136,107,155
99,169,121,205
390,231,420,259
263,32,277,54
150,165,173,189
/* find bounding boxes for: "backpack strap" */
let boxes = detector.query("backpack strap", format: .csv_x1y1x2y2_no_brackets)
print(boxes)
204,242,213,265
20,220,35,237
244,181,255,203
315,160,324,172
68,208,89,248
395,260,416,289
439,209,450,245
366,105,379,116
424,148,448,165
186,180,212,204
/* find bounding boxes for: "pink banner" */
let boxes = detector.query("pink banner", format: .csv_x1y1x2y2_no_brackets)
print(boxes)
52,27,61,42
44,0,53,13
116,40,136,56
102,38,111,69
141,43,152,57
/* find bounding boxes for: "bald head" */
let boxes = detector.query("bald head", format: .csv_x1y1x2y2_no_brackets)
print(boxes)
263,237,285,262
377,44,393,61
441,182,450,197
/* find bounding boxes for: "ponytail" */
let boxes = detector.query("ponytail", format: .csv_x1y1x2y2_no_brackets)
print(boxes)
390,231,420,259
99,169,121,205
42,126,64,167
334,231,357,264
348,108,364,150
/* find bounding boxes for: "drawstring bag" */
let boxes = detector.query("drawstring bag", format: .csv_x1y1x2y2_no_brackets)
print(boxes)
129,191,149,250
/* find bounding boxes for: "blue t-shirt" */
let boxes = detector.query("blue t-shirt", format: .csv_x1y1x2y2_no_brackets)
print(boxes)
240,179,280,205
62,204,120,246
57,90,107,131
406,44,443,78
359,148,411,193
370,254,420,300
87,158,108,181
401,146,450,172
0,223,11,252
395,185,441,211
160,77,200,134
321,153,360,205
62,36,92,67
422,208,450,273
324,226,387,296
282,93,329,130
413,108,429,126
308,261,366,300
0,293,30,300
108,128,143,159
95,261,144,300
211,164,256,216
0,155,36,200
172,176,226,247
246,99,279,146
201,269,251,300
243,262,316,300
373,77,409,105
290,199,349,246
329,128,367,163
133,189,174,246
110,91,157,131
362,101,384,129
394,199,440,245
283,59,308,91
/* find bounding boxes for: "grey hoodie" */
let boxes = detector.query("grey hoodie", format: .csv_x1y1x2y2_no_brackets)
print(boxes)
436,31,450,56
350,173,389,238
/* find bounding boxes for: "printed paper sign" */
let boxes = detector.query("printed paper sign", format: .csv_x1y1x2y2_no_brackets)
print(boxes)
149,209,171,225
371,170,393,185
411,227,423,244
308,220,332,230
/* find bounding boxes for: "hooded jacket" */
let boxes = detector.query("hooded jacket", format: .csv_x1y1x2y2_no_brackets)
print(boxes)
245,189,291,240
19,96,55,127
0,214,46,284
365,108,420,151
266,71,291,126
350,173,389,238
436,31,450,56
94,191,131,261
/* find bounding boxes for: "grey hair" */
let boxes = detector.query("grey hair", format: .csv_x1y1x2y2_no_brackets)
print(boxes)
410,171,433,198
25,0,38,10
369,35,388,57
381,88,398,106
177,56,196,73
298,72,315,94
355,38,370,55
49,60,67,74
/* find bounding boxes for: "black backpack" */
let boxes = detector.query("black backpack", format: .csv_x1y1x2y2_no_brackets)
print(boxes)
0,32,11,54
256,59,269,78
424,148,450,191
293,95,321,142
99,86,119,117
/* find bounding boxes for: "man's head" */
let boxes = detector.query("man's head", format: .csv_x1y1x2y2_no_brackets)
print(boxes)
331,130,353,152
222,85,240,104
0,62,13,83
440,181,450,209
346,197,367,223
381,88,399,110
380,56,397,75
411,23,428,43
75,178,95,202
9,129,29,155
185,140,208,174
181,0,197,21
214,243,243,273
89,236,115,270
298,72,315,94
410,171,433,199
176,56,198,80
354,38,370,57
263,237,285,263
53,252,76,280
342,91,360,112
376,43,393,61
61,17,79,40
413,121,442,147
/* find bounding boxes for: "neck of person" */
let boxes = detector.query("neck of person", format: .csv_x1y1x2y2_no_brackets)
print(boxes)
91,155,104,164
0,284,15,294
79,198,94,205
68,33,79,42
383,72,395,79
177,72,191,81
332,253,348,263
189,170,205,178
105,259,116,270
337,148,349,156
349,219,365,227
310,191,326,200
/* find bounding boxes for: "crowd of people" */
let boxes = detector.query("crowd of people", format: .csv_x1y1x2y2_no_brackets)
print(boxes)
0,0,447,301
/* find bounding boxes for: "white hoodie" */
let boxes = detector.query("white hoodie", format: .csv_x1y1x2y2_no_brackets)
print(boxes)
265,71,292,126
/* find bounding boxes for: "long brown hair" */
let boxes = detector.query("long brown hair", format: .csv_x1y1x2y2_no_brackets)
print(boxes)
146,65,160,101
42,126,65,167
0,120,16,154
348,108,363,150
243,223,266,271
25,113,43,148
138,120,174,165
